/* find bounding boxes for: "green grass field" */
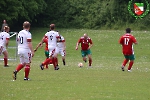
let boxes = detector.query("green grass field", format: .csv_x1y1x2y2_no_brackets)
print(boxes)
0,28,150,100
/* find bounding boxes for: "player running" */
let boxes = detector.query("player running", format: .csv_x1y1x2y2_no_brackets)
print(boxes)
55,34,66,66
119,28,137,72
76,33,93,67
34,37,52,69
12,21,34,80
39,24,60,70
0,26,10,67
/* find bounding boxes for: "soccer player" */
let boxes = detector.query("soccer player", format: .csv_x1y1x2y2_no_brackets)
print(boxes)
12,21,34,80
0,26,10,67
40,24,60,70
55,34,66,66
76,33,93,67
119,28,137,72
34,37,52,69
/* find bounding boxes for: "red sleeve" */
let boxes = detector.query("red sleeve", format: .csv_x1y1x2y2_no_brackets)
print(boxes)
132,36,137,43
6,38,10,40
56,36,60,38
78,38,81,43
62,40,65,42
27,39,31,42
43,38,47,43
89,39,93,44
45,36,47,38
119,36,123,44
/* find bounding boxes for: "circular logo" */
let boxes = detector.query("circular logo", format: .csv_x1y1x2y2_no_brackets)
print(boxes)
128,0,149,19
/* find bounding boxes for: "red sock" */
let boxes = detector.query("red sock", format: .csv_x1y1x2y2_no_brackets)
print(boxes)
45,58,49,68
128,61,134,70
4,57,8,66
16,64,24,72
89,59,92,66
56,57,58,66
43,58,51,65
24,65,30,78
49,59,52,64
52,58,56,68
45,64,48,68
122,59,129,67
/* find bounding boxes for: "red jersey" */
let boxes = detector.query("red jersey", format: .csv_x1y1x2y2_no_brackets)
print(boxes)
119,33,137,55
43,38,48,51
78,37,93,50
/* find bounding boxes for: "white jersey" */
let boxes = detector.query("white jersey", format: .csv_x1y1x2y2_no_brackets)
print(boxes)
17,30,32,50
45,30,59,49
57,35,65,48
0,32,10,47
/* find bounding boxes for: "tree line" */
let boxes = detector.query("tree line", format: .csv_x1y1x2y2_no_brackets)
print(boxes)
0,0,149,30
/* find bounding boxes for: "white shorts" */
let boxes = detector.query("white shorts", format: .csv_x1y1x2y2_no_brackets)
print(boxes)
0,46,6,55
48,47,56,57
18,49,32,64
55,47,66,56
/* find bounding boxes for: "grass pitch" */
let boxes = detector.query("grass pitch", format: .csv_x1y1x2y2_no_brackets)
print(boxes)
0,28,150,100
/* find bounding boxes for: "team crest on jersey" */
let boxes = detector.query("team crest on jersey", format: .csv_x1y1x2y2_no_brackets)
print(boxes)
128,0,149,19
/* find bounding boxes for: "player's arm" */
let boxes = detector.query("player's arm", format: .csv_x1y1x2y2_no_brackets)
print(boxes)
76,39,80,50
119,37,123,45
34,41,43,52
88,40,93,50
63,40,66,50
34,36,46,52
133,36,138,45
6,38,10,48
27,39,34,57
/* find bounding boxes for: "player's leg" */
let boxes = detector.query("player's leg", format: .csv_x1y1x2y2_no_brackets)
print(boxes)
44,50,49,69
127,55,135,72
2,46,9,67
61,49,66,65
87,50,92,67
55,47,59,67
81,50,86,62
24,52,32,80
12,53,25,80
40,48,58,70
121,55,129,71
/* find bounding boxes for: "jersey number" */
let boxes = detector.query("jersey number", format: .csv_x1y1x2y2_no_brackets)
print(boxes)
19,36,23,44
50,35,53,40
124,38,130,45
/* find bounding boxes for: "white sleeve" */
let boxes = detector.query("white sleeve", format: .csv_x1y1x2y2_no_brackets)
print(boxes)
27,33,32,40
6,33,10,38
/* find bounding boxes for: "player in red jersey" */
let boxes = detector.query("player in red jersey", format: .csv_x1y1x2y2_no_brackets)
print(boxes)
34,37,52,69
119,28,137,72
76,33,93,67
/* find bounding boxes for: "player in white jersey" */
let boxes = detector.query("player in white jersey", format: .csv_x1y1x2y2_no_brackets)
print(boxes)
40,24,60,70
13,21,34,81
55,34,66,66
0,26,10,67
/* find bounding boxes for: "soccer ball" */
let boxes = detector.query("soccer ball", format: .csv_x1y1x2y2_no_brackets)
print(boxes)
78,62,83,67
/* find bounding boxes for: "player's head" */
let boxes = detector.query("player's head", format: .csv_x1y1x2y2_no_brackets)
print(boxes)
50,24,55,30
126,28,131,33
23,21,31,30
3,20,6,23
4,26,10,32
83,33,88,39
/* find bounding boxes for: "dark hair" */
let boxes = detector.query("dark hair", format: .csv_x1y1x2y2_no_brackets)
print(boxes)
126,28,131,33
